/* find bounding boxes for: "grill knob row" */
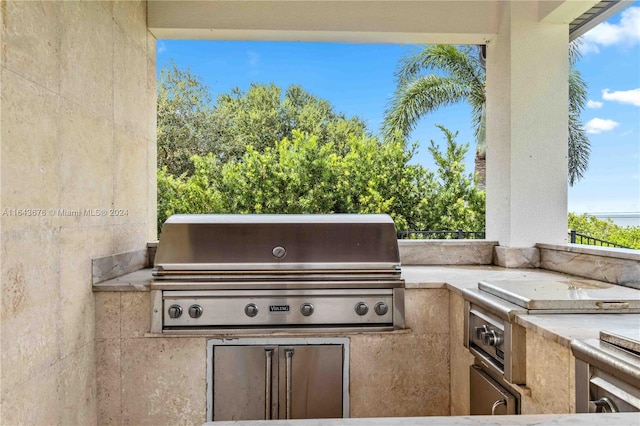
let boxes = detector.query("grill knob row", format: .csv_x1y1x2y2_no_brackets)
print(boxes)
168,304,203,319
241,301,390,317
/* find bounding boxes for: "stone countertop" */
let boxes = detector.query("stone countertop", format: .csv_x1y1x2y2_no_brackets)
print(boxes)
93,265,640,348
400,265,640,349
205,412,640,425
401,265,579,293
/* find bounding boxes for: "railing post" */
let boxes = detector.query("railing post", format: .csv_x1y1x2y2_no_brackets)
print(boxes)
570,230,576,244
457,229,463,239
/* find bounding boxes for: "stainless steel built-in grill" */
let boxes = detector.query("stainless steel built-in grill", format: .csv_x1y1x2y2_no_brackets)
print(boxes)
150,214,405,334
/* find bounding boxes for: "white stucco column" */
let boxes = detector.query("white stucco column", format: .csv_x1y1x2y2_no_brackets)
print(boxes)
485,1,569,261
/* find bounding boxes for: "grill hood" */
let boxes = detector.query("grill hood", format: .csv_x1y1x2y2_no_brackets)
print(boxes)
153,214,401,274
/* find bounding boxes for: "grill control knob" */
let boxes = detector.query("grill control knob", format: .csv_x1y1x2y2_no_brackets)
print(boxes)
475,325,490,340
374,302,389,316
168,304,183,319
300,303,314,317
188,304,203,318
244,303,259,317
482,329,504,347
355,302,369,316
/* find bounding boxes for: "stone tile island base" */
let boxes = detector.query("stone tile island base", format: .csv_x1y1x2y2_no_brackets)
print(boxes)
95,288,451,424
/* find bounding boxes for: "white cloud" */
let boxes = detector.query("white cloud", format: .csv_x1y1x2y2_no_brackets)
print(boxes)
602,88,640,107
584,118,619,134
587,100,603,109
581,6,640,53
157,41,167,54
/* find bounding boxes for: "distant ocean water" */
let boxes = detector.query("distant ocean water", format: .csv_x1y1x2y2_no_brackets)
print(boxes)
588,213,640,227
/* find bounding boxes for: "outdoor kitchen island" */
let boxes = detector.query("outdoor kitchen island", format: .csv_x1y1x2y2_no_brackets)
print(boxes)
93,241,640,424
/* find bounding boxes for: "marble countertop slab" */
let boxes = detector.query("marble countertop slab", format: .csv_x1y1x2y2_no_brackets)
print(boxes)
515,313,640,348
401,265,578,293
205,412,640,426
91,265,640,349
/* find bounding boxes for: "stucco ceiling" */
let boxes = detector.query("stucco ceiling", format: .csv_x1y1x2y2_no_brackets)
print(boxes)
147,1,631,44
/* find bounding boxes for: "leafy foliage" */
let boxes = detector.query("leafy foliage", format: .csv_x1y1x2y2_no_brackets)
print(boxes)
568,213,640,249
210,84,370,161
157,62,218,176
383,42,590,186
157,127,485,234
156,64,486,234
157,63,370,177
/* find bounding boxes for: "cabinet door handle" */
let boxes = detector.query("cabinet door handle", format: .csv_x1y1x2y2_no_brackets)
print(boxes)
285,349,294,419
491,399,506,415
264,349,273,420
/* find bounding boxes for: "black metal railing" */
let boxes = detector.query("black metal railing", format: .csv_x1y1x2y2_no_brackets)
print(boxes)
397,229,486,240
569,230,631,249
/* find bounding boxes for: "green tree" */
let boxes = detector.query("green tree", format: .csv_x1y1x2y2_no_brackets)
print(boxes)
427,126,485,231
157,126,485,235
157,62,218,176
209,83,370,161
568,213,640,249
382,42,589,187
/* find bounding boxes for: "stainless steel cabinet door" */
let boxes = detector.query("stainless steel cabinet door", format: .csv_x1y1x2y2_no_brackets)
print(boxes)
278,345,343,419
470,365,517,415
213,346,278,421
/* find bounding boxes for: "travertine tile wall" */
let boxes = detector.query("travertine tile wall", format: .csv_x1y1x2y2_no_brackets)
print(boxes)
96,288,451,423
448,291,474,416
0,1,156,423
350,288,450,417
517,331,575,414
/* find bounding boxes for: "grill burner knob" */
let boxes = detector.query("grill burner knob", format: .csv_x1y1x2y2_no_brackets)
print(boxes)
244,303,259,317
188,305,203,318
374,302,389,316
482,329,503,347
475,325,490,340
168,305,183,319
354,302,369,316
300,303,314,316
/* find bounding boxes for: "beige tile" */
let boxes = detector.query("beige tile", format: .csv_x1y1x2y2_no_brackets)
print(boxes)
113,0,147,50
59,226,112,357
524,331,571,414
57,343,97,426
114,29,148,138
1,70,61,232
1,229,61,387
568,353,576,413
60,99,114,228
121,292,150,338
449,292,473,416
147,32,159,241
350,333,449,417
60,1,114,119
113,130,148,225
112,225,148,256
0,362,59,425
95,293,121,339
121,337,207,425
147,139,158,241
405,288,449,335
2,1,61,91
96,339,122,425
449,291,466,349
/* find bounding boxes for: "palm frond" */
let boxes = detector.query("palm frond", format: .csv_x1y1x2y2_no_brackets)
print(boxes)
382,75,469,141
396,45,485,96
569,38,583,67
568,112,590,186
569,68,588,114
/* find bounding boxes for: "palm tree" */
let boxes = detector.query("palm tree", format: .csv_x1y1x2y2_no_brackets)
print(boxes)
382,42,589,188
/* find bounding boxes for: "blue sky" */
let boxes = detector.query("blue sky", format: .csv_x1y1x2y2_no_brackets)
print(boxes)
157,3,640,215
